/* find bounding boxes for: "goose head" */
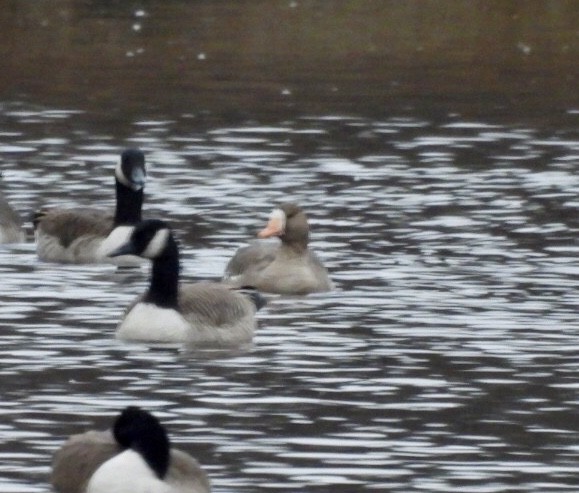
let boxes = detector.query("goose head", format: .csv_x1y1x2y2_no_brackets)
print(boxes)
258,202,309,247
115,148,147,191
109,219,174,260
113,406,170,479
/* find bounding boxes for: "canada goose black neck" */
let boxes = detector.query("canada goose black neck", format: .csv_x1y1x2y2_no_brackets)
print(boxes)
114,180,143,226
145,234,180,308
113,406,170,479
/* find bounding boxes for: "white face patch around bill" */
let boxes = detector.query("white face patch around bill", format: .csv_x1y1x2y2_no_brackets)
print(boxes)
270,208,287,232
115,160,133,188
100,226,135,254
142,228,170,259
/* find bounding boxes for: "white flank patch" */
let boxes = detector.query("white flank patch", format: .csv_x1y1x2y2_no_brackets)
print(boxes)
36,229,100,264
86,449,170,493
36,232,78,263
117,302,190,342
142,228,170,259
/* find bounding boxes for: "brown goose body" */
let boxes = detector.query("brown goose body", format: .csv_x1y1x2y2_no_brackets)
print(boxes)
224,203,333,295
33,149,146,265
51,422,211,493
109,220,265,346
118,281,259,345
34,207,115,263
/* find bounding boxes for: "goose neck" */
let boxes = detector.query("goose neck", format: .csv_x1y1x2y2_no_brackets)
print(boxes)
132,433,170,479
145,240,180,308
114,180,144,226
280,239,308,256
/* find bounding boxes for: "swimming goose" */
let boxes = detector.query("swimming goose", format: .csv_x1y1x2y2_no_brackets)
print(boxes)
51,406,211,493
224,202,333,295
33,148,146,265
108,219,265,345
0,185,25,243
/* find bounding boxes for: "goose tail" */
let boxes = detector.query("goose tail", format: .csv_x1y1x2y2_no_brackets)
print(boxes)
31,207,51,230
235,286,267,311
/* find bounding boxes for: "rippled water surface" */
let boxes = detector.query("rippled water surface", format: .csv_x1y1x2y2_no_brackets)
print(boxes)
0,107,578,492
1,1,579,491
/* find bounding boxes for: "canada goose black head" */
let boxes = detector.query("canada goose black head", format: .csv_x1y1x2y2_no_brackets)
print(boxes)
112,406,170,479
109,219,174,260
116,148,147,191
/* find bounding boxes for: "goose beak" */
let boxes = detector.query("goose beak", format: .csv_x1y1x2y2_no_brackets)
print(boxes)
258,218,284,238
130,167,146,191
258,209,286,238
108,242,136,257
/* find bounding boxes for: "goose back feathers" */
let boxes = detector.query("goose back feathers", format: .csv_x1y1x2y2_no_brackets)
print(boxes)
109,219,265,345
224,203,332,295
33,148,146,265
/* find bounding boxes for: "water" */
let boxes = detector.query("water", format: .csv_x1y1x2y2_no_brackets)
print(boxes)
1,1,579,492
1,109,578,492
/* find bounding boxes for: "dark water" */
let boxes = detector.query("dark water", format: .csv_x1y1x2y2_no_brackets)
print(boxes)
1,1,579,492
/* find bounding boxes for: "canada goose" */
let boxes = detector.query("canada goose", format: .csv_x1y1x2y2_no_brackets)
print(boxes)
224,202,333,295
33,148,146,265
51,406,211,493
0,186,25,243
108,219,266,345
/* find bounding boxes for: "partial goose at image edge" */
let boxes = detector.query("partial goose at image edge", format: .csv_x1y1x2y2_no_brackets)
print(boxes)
51,406,212,493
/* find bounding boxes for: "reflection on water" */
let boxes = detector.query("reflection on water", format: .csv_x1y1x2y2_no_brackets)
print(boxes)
0,107,579,492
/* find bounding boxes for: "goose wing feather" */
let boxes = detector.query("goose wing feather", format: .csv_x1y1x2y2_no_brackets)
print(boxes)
178,282,254,327
51,430,119,493
35,207,113,247
224,240,278,278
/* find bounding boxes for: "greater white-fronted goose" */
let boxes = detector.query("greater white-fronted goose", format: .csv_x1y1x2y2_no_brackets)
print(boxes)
224,202,333,295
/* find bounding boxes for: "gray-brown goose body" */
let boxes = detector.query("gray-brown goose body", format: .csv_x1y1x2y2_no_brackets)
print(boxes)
51,406,212,493
33,148,146,265
224,203,333,295
0,186,25,243
109,219,265,346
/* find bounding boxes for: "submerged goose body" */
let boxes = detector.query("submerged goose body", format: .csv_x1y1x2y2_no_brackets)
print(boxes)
109,219,265,346
33,149,146,265
52,406,211,493
224,203,333,295
0,189,25,243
